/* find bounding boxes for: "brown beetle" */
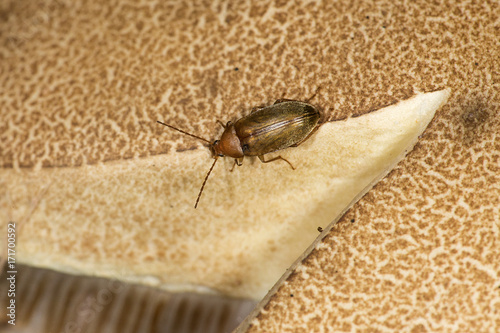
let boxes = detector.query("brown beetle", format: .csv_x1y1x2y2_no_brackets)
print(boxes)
157,92,321,208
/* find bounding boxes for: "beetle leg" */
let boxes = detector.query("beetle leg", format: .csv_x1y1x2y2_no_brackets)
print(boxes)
230,160,237,172
273,98,297,105
216,120,226,128
305,86,322,103
274,87,322,105
229,158,243,172
250,105,267,113
258,155,295,170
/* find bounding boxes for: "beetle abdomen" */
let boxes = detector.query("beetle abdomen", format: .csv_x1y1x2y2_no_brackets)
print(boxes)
234,101,320,156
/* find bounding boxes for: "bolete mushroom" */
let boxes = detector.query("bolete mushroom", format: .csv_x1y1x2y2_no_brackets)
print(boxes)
1,0,498,331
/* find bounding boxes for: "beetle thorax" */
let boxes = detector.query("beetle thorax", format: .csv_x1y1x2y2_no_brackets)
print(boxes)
212,122,244,158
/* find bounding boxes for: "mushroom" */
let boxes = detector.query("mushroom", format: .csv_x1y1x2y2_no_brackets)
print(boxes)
1,0,498,331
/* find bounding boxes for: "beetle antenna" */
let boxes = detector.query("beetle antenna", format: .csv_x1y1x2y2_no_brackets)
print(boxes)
195,157,218,209
157,121,211,144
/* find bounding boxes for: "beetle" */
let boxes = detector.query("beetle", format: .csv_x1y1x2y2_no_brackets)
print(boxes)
157,90,321,208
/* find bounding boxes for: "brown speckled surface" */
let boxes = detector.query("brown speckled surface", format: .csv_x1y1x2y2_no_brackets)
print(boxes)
234,0,500,331
1,0,453,168
1,0,499,331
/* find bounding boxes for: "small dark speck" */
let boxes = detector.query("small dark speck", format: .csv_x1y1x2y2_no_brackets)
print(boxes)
366,16,369,19
382,26,386,28
317,227,323,232
234,67,239,71
474,62,479,66
290,294,294,297
351,218,355,223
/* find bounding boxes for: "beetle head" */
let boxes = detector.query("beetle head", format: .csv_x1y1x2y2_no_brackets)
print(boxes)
210,140,224,157
156,119,244,208
211,122,244,159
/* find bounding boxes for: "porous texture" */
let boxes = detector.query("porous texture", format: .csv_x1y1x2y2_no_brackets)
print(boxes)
0,0,499,331
235,0,500,332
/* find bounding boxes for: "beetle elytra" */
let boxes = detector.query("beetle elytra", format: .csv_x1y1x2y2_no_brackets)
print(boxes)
157,91,321,208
